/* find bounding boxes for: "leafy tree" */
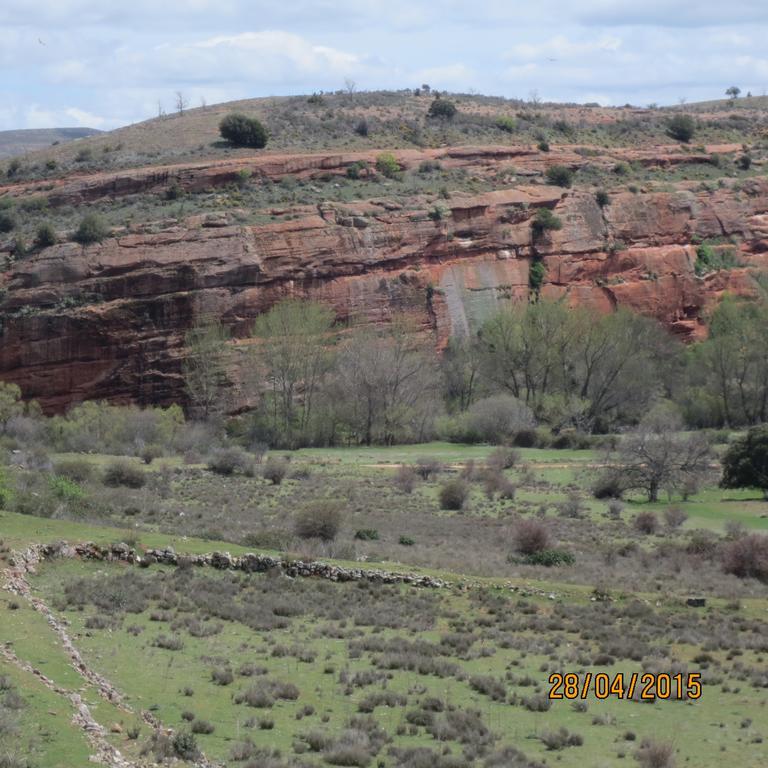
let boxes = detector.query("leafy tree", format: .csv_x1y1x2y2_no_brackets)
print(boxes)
726,86,741,99
529,260,546,293
219,113,268,148
666,114,695,143
73,213,110,244
721,426,768,499
249,299,335,447
0,382,24,431
427,98,457,119
182,319,231,420
544,165,574,188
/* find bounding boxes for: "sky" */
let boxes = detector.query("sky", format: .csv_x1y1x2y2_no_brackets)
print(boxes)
1,0,768,131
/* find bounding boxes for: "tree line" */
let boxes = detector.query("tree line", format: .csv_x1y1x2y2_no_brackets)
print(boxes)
183,294,768,448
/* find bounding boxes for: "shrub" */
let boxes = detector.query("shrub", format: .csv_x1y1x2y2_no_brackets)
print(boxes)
34,222,57,248
635,739,676,768
294,500,343,541
346,161,367,179
262,457,288,485
427,98,457,119
513,519,550,555
415,457,442,480
722,534,768,582
531,207,562,238
487,446,521,471
354,529,379,541
633,511,659,535
737,154,752,170
512,428,539,448
664,506,688,529
399,536,415,546
595,190,610,208
375,153,400,179
140,444,163,465
191,719,215,735
529,260,546,292
207,446,254,476
219,113,268,148
438,478,469,511
354,119,369,137
592,471,625,499
465,395,534,444
54,458,93,483
557,493,585,518
495,116,516,133
666,114,695,142
0,210,17,233
394,465,417,493
525,549,575,566
103,460,146,489
537,139,550,152
172,731,199,760
545,164,574,187
540,727,583,750
211,667,234,686
73,213,110,244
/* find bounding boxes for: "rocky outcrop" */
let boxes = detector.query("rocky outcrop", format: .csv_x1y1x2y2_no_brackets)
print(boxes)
2,168,768,412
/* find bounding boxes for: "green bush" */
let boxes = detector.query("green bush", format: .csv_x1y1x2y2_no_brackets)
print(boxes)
219,113,268,148
34,222,57,248
103,460,146,489
427,98,457,120
207,447,254,476
495,116,516,133
398,535,415,546
529,260,546,292
666,114,695,142
695,243,738,275
595,190,610,208
375,153,401,179
53,458,93,483
354,528,379,541
537,139,550,152
73,213,110,244
524,549,574,566
438,478,469,511
0,210,16,233
545,165,574,188
531,208,562,238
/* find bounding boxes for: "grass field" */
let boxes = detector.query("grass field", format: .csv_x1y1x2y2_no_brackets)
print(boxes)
2,441,768,767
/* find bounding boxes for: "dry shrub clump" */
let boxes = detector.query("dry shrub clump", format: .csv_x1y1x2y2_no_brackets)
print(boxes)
294,500,344,541
438,478,469,510
513,519,551,555
722,534,768,582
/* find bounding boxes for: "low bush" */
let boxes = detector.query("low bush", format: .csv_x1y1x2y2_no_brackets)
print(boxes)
664,506,688,529
294,500,344,541
354,529,379,541
592,471,625,499
513,519,551,555
103,460,146,489
262,457,289,485
54,458,93,483
415,457,442,480
394,464,417,493
545,164,574,188
524,549,574,567
34,222,57,248
438,478,469,511
633,511,659,535
375,153,401,179
722,534,768,582
73,213,110,245
207,446,254,476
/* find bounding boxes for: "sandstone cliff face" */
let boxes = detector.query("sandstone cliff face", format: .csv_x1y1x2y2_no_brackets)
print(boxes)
2,173,767,412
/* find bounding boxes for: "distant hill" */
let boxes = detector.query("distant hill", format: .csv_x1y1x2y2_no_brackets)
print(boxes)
0,127,103,159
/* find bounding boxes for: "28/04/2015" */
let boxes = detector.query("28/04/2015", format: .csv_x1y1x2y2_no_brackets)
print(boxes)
548,672,702,701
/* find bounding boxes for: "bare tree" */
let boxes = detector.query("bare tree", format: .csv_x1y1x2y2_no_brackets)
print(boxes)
200,96,207,111
175,91,188,115
344,78,357,95
610,405,712,502
157,100,166,119
182,318,231,420
528,89,542,106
